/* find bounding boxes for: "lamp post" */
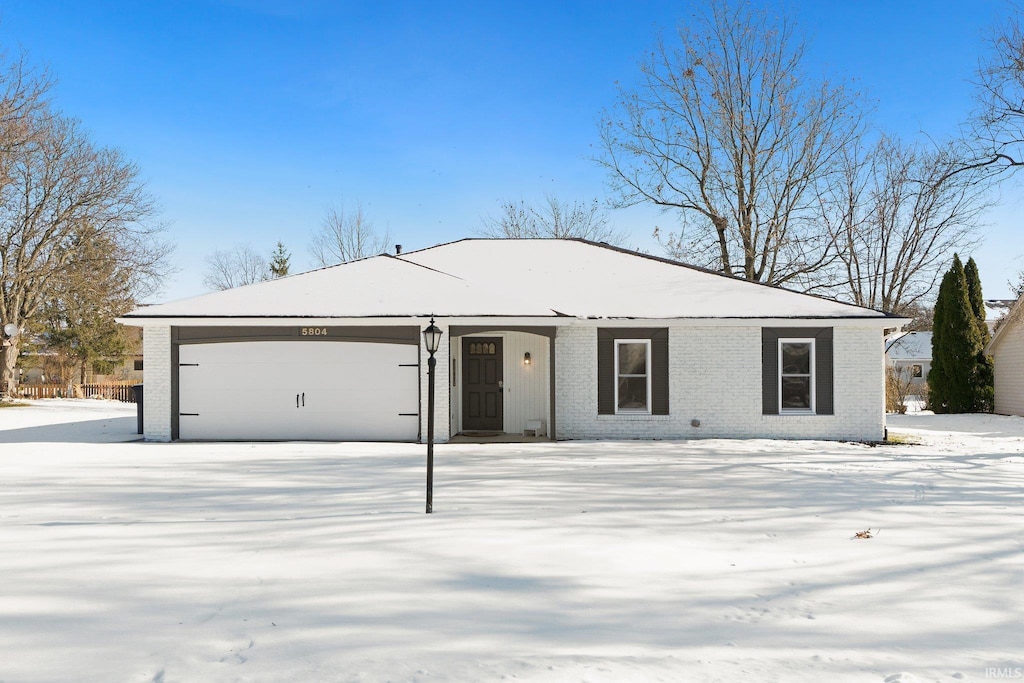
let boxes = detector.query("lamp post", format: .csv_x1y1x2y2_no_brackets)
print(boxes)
422,317,442,514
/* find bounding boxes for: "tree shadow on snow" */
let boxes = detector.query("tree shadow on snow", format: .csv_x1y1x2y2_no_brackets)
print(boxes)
0,415,140,444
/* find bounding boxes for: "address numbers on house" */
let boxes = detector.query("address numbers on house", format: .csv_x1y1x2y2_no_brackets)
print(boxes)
301,327,328,336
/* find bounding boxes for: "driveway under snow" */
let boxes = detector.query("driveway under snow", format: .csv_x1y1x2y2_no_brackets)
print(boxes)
1,400,1021,683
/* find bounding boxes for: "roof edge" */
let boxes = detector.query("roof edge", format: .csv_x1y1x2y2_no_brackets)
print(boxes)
986,294,1024,354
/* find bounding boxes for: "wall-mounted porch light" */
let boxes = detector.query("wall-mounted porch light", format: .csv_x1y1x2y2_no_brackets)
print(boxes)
523,352,531,365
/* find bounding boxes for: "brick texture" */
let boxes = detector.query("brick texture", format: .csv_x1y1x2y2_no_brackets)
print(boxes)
142,326,172,442
420,321,451,444
556,325,884,441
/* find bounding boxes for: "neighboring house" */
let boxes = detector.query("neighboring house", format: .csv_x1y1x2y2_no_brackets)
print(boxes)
118,239,905,443
985,299,1016,334
985,295,1024,417
884,331,932,390
17,326,143,386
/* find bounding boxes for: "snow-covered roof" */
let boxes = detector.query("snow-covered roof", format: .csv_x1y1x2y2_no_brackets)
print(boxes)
885,331,932,360
122,254,553,319
121,239,899,323
987,295,1023,354
985,299,1015,323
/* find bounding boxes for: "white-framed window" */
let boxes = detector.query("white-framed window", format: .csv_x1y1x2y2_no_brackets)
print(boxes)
911,364,923,378
778,338,815,414
615,339,651,414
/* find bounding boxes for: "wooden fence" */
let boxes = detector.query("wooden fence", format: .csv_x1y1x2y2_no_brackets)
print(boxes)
17,383,138,403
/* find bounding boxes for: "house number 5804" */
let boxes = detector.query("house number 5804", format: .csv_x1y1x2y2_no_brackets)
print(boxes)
301,327,328,336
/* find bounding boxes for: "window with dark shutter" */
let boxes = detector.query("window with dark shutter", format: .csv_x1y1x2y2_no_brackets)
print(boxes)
597,328,669,415
762,327,834,415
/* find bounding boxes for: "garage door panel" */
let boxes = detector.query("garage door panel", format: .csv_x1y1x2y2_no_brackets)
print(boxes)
178,340,419,441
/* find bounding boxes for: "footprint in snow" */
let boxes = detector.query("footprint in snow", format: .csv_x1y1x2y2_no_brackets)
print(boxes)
884,674,921,683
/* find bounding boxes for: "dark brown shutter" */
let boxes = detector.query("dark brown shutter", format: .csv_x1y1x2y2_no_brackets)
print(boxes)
762,329,779,415
597,328,669,415
651,329,669,415
814,328,834,415
762,327,834,415
597,330,615,415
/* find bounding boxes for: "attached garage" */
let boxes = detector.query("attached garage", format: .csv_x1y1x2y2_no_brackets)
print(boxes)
121,239,901,444
173,327,420,442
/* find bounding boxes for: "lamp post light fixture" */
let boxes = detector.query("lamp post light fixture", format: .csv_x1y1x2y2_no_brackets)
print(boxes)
422,316,442,514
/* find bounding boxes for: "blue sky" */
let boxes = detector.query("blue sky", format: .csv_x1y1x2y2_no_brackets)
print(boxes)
1,0,1020,301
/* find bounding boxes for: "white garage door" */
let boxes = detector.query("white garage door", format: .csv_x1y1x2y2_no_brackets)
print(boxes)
178,341,419,441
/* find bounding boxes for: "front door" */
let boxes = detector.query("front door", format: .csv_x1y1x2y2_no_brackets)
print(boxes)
462,337,503,431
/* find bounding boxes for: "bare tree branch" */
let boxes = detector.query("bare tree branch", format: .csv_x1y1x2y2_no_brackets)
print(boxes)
820,135,989,312
202,243,268,291
964,7,1024,173
479,195,627,245
596,2,865,287
309,202,390,266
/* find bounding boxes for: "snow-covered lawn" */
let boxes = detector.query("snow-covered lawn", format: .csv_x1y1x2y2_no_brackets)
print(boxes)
1,400,1022,683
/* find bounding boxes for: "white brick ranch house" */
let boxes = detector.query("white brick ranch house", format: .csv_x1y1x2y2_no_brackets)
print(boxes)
119,239,905,443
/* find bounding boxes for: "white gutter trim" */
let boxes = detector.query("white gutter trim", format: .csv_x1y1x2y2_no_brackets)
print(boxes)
117,315,908,328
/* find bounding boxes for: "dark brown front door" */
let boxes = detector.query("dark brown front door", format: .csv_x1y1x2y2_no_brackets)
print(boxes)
462,337,503,431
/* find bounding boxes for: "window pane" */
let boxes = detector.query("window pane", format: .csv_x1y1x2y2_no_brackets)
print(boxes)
781,376,811,409
618,343,647,375
781,342,811,375
618,377,648,410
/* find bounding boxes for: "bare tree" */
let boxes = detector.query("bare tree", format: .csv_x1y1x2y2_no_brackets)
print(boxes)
0,51,51,183
0,111,171,395
479,195,627,245
202,243,268,291
309,202,389,266
966,6,1024,172
597,2,865,287
821,136,989,313
1009,270,1024,298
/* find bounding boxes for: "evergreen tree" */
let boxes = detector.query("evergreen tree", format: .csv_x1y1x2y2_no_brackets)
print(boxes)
929,255,982,413
269,242,290,278
40,233,135,383
964,257,994,411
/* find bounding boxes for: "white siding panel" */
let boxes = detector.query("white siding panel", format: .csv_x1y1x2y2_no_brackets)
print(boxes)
501,331,550,435
994,318,1024,416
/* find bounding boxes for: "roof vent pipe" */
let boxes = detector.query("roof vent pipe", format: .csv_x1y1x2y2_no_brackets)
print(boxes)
395,244,402,254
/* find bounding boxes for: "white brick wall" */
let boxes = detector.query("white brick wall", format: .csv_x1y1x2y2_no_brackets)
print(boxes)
142,326,172,442
556,324,885,441
420,321,451,444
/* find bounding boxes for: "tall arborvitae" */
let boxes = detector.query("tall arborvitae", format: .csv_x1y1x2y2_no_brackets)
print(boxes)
929,254,982,413
964,257,994,411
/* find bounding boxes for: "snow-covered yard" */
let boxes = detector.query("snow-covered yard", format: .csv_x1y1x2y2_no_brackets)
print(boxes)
1,400,1022,683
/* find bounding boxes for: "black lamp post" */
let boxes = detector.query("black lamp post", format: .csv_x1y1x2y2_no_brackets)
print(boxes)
422,316,442,514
